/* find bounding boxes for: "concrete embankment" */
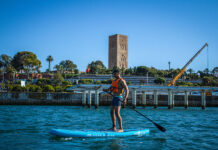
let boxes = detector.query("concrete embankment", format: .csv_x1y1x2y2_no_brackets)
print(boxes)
0,92,218,107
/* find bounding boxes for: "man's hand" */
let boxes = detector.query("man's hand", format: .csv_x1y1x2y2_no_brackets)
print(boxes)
123,99,127,105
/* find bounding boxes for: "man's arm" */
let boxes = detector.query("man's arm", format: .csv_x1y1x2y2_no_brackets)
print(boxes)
121,79,129,103
103,86,112,92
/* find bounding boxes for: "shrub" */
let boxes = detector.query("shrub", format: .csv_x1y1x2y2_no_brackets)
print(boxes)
101,80,108,84
15,80,21,84
74,69,79,74
79,79,93,84
27,79,32,83
36,78,51,87
62,80,70,85
53,71,64,85
55,86,63,92
126,81,131,85
6,80,12,84
35,85,42,92
43,85,55,92
63,85,73,92
95,80,101,84
108,79,113,84
29,85,42,92
202,76,217,86
101,79,113,84
154,77,166,84
194,83,201,86
65,74,74,79
73,74,79,77
176,81,186,86
11,85,25,92
186,82,193,86
6,84,13,91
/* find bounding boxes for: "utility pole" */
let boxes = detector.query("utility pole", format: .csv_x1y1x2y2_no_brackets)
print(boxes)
146,72,148,84
168,61,171,71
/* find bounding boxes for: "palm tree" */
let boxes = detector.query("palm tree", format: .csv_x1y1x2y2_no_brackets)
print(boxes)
46,55,53,73
187,68,194,75
54,64,62,72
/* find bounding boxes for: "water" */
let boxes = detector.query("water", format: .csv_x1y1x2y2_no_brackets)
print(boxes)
0,106,217,150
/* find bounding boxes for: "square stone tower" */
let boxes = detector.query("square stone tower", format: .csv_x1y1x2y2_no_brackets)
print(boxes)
108,34,128,69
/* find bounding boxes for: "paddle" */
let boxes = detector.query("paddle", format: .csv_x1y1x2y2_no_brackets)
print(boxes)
99,91,166,132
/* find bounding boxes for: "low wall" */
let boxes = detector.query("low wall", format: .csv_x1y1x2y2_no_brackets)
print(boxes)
0,92,218,107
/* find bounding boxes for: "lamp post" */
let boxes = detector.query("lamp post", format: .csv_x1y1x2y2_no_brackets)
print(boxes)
146,72,148,84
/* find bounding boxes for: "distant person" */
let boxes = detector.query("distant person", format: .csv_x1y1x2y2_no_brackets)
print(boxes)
103,69,129,132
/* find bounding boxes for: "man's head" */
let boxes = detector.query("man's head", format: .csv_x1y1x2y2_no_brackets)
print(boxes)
112,69,120,79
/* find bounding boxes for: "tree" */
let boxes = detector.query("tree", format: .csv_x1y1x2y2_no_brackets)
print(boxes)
0,54,16,81
53,71,64,86
203,68,210,75
54,64,62,71
0,54,15,73
211,67,218,76
74,69,79,74
88,60,106,74
60,60,77,73
0,54,12,69
46,55,53,73
125,68,133,75
168,68,181,79
187,68,194,75
12,51,41,78
136,66,149,76
202,76,217,86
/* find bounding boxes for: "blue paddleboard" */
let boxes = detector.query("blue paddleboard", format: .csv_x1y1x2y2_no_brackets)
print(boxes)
50,128,149,137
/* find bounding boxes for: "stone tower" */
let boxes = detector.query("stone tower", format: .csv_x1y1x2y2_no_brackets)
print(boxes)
108,34,128,69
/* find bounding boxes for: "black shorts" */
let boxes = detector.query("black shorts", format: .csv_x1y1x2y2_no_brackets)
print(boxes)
111,96,123,106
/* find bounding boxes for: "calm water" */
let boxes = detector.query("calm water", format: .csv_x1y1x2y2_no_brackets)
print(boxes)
0,105,217,150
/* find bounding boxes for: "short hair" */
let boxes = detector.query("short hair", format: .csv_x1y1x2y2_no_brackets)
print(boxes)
112,69,120,74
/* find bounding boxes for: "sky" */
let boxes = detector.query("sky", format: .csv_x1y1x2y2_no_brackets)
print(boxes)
0,0,217,72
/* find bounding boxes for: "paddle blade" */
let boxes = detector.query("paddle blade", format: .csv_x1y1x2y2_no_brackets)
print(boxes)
154,122,166,132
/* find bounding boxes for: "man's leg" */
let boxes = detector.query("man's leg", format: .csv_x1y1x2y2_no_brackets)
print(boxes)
110,106,116,131
115,106,123,132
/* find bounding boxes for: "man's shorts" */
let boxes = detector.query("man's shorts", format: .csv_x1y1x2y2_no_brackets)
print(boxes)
111,96,123,106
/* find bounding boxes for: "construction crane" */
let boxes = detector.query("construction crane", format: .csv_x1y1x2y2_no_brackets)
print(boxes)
168,43,208,86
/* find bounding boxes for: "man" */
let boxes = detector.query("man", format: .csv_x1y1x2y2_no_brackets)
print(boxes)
103,69,129,132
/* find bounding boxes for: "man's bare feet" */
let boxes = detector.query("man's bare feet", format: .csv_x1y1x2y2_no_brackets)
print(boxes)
116,129,124,132
108,127,116,131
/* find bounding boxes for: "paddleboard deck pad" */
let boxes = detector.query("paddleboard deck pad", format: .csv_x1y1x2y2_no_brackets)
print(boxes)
50,128,149,137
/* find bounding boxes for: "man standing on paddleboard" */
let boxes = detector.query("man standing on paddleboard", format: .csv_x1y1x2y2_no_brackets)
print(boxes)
103,69,129,132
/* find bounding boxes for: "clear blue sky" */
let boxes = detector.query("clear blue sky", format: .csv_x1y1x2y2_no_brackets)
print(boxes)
0,0,217,72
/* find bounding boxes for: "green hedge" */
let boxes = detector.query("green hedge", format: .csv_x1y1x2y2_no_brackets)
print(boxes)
95,80,101,84
154,77,166,84
55,86,63,92
36,78,52,87
79,79,93,84
101,79,113,84
176,81,193,86
43,85,55,92
29,85,42,92
12,85,26,92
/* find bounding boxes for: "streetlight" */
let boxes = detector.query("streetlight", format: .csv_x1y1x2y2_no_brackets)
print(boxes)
168,61,171,71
